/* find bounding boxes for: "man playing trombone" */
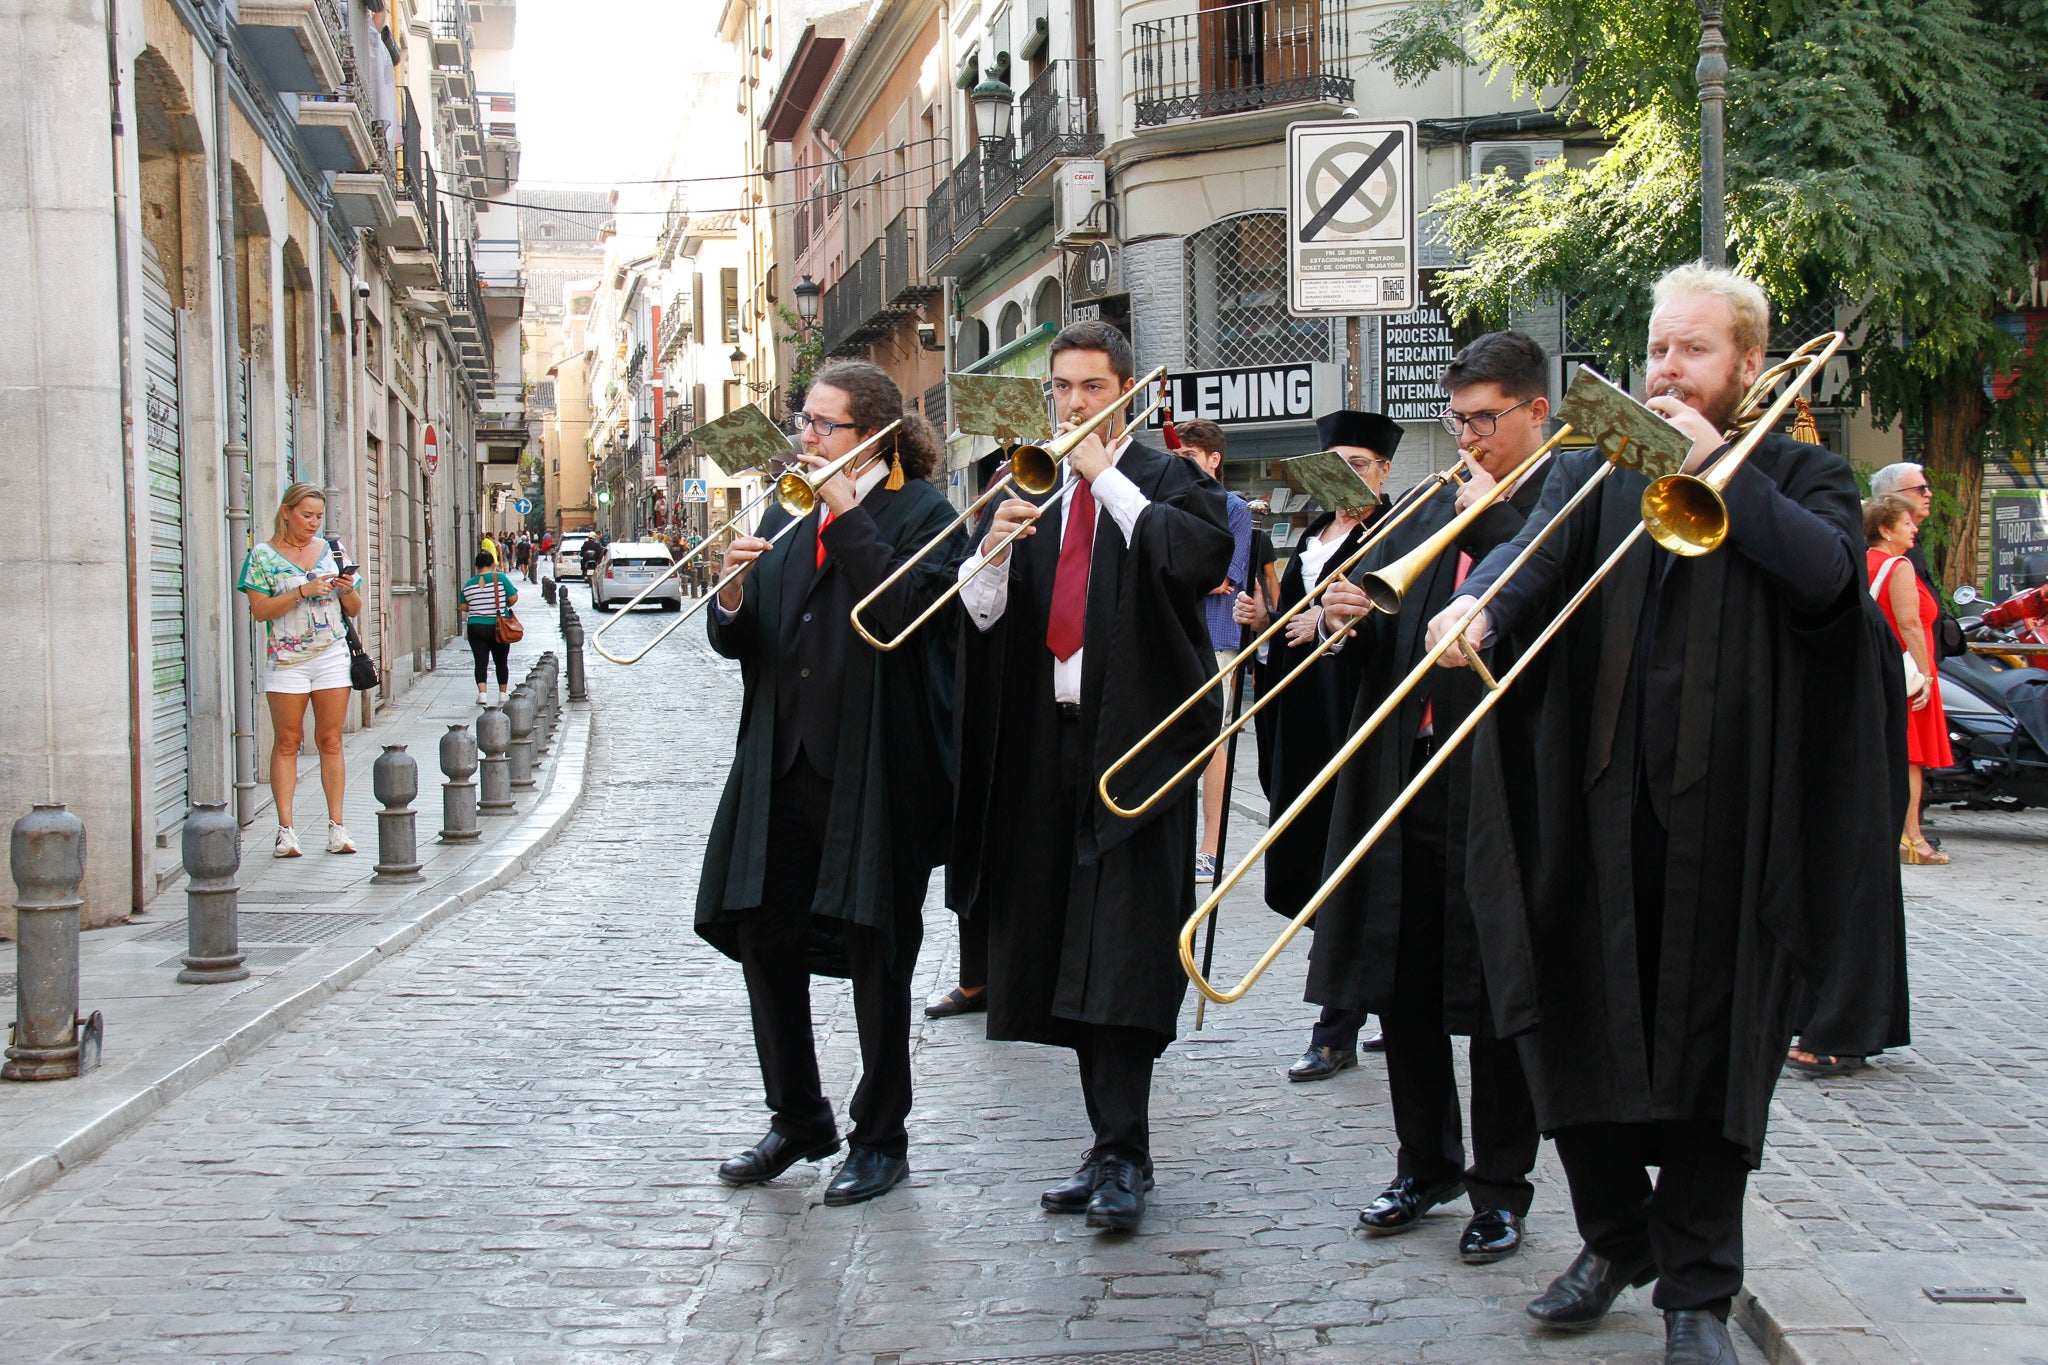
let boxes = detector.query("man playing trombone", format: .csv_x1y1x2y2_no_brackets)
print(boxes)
951,322,1233,1231
1317,333,1556,1265
696,361,965,1206
1425,265,1898,1365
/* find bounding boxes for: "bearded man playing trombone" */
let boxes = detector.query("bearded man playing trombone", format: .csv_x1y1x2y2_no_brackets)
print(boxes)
1424,265,1898,1365
1316,331,1557,1267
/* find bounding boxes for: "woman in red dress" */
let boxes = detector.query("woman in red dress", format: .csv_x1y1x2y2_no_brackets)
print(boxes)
1866,494,1951,864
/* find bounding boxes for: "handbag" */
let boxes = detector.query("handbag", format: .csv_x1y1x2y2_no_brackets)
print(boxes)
493,575,524,645
1871,555,1927,695
342,619,379,691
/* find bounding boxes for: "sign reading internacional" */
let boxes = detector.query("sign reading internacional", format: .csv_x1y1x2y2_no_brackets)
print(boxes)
1380,272,1458,420
1287,119,1417,316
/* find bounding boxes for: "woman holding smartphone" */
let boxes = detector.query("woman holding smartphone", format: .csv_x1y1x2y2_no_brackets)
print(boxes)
238,482,364,857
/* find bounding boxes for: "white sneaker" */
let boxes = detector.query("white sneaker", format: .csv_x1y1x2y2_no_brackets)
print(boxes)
326,822,357,854
274,825,303,858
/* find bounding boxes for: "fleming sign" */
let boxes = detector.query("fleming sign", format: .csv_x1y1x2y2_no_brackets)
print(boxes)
1150,364,1343,430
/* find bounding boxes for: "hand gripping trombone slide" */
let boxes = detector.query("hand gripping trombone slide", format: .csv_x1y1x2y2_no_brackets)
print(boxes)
589,420,901,664
1093,447,1515,821
847,367,1171,651
1172,331,1845,1005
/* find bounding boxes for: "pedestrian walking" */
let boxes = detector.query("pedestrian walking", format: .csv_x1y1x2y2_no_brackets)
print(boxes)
698,360,965,1207
1866,494,1952,861
480,531,501,569
1176,420,1252,886
462,551,521,706
514,535,534,584
238,481,363,858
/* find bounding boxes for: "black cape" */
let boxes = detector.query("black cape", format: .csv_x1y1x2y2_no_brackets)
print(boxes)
951,441,1233,1049
1303,463,1554,1033
1459,433,1902,1163
696,478,965,978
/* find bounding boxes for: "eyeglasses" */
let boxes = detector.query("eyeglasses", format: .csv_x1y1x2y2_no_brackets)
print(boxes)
1344,454,1391,472
1897,483,1932,496
1438,395,1537,438
789,413,857,437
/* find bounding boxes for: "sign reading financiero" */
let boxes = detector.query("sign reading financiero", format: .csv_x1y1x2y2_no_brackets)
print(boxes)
1150,364,1344,430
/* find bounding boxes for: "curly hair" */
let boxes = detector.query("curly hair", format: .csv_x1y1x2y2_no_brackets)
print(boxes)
809,360,944,481
1864,493,1916,548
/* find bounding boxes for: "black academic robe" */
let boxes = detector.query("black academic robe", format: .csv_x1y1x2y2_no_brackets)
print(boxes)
696,478,966,978
1303,464,1554,1033
1253,511,1371,917
951,441,1233,1048
1458,433,1900,1163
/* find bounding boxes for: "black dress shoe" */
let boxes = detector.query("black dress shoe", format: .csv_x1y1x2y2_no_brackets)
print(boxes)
1665,1310,1737,1365
1044,1157,1154,1213
1287,1044,1358,1081
1357,1175,1465,1233
822,1147,909,1206
716,1129,840,1187
1359,1029,1386,1052
1458,1208,1525,1263
1526,1245,1657,1326
1086,1155,1148,1231
924,985,988,1019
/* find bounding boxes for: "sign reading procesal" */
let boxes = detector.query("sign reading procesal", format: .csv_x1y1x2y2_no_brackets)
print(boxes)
1287,119,1417,316
1148,364,1343,429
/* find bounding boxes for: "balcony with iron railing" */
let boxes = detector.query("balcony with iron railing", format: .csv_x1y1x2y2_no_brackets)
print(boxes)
1131,0,1353,129
883,209,941,309
660,403,697,457
1017,59,1103,186
819,214,941,357
432,1,472,70
658,290,691,359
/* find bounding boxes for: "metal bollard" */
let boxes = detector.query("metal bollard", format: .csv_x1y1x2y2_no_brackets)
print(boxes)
477,705,515,814
178,802,249,985
564,615,588,701
534,663,556,752
4,805,94,1081
558,588,571,634
506,687,538,790
526,670,549,757
542,575,557,605
438,722,480,843
372,746,423,883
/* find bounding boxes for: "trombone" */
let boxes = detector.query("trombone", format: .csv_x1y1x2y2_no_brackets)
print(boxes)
1095,448,1523,820
589,420,900,664
847,366,1170,651
1176,332,1845,1005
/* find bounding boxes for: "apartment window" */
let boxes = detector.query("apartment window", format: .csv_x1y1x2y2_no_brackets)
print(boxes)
723,379,742,415
722,268,741,343
1185,212,1333,367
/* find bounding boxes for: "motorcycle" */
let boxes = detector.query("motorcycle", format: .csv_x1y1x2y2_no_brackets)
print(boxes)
1922,584,2048,810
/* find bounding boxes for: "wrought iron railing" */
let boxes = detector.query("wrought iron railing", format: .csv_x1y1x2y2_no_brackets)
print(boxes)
924,379,949,434
434,1,471,65
1131,0,1352,128
658,290,691,358
884,209,936,305
1018,60,1102,184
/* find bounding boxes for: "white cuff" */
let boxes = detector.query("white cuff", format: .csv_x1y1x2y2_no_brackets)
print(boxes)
958,548,1009,631
1088,466,1149,544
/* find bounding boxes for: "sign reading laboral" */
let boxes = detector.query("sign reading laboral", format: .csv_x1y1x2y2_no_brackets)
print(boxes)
1287,119,1417,316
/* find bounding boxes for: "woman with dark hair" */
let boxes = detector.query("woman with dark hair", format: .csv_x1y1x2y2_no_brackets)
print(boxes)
697,359,965,1206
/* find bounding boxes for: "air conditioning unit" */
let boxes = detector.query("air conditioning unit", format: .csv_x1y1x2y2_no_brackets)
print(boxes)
1053,159,1108,245
1468,140,1564,184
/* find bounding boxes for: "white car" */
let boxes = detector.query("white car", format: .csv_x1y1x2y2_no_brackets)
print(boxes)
591,542,682,612
553,533,595,581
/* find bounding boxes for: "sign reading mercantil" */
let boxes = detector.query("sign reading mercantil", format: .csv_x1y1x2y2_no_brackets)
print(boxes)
1287,119,1417,316
1149,364,1343,429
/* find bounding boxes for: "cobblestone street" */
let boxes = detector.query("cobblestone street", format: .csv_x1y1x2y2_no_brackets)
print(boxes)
2,597,2041,1362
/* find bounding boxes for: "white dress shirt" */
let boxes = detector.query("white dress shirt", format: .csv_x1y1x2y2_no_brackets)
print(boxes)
714,455,892,621
1261,519,1349,663
958,437,1149,704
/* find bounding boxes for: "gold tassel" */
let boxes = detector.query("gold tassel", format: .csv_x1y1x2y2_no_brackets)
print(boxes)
1791,396,1821,446
884,442,905,491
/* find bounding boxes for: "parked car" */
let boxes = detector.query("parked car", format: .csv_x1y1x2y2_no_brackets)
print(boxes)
590,542,682,612
553,533,593,581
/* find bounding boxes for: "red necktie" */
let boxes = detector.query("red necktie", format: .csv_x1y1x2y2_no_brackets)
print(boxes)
1046,479,1097,661
814,506,834,569
1420,551,1473,735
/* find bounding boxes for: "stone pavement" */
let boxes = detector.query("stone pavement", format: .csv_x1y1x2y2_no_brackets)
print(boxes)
2,583,2040,1363
0,593,588,1212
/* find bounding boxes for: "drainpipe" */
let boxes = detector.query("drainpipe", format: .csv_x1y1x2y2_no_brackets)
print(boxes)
108,0,146,910
213,8,258,826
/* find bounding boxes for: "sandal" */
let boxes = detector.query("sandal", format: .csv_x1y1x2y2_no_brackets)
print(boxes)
1900,836,1950,865
1786,1048,1867,1078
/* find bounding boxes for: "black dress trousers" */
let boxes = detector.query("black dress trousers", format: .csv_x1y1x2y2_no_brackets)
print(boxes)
736,755,913,1159
1380,740,1539,1215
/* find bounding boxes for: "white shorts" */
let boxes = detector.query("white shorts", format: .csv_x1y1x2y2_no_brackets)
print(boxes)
265,639,352,694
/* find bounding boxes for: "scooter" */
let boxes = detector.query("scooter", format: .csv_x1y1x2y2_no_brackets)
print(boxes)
1922,585,2048,809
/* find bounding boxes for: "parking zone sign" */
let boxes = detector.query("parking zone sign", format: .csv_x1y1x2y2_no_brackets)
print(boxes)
1287,120,1416,316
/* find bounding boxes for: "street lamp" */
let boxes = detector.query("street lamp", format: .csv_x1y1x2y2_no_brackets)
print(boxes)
794,273,820,327
729,345,747,380
970,76,1014,147
1696,0,1727,266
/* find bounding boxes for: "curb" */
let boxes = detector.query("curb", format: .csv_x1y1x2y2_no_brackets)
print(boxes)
0,702,595,1214
1736,1190,1921,1364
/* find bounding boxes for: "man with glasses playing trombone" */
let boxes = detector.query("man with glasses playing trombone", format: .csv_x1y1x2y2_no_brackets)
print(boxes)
1316,332,1557,1268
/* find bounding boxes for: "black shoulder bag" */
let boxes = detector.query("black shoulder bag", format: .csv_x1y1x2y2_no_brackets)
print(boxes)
326,537,380,691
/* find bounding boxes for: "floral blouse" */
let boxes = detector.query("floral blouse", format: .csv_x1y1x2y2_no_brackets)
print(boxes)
237,541,353,666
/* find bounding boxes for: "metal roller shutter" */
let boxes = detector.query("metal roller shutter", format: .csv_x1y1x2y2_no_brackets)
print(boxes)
140,241,191,836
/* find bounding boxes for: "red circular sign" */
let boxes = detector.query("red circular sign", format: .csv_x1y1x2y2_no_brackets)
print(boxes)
423,424,439,475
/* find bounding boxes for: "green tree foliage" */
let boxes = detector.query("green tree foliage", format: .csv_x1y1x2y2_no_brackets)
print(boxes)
1376,0,2048,584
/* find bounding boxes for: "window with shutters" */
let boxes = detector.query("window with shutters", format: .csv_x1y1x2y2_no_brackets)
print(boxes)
722,268,741,343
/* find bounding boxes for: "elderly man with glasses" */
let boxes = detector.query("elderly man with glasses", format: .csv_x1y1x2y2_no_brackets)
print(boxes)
1869,462,1966,659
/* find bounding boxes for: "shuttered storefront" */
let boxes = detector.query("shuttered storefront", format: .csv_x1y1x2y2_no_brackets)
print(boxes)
140,241,190,835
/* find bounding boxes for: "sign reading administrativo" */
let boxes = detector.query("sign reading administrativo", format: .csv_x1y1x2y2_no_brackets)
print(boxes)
1287,119,1417,317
